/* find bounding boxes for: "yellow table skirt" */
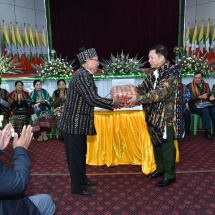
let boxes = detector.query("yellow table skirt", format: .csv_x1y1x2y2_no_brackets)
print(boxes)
87,110,179,175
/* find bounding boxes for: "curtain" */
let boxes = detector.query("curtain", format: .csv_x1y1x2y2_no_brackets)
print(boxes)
50,0,180,66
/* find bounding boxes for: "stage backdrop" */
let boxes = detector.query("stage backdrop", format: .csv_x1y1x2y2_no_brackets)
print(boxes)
49,0,180,67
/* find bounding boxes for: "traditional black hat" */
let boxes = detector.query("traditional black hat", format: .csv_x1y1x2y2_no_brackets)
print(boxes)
77,47,98,64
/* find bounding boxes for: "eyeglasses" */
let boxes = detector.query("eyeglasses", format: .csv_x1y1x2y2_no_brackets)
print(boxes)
90,59,100,63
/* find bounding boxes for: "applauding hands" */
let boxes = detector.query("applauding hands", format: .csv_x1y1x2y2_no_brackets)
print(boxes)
0,124,33,151
13,125,33,150
0,124,13,151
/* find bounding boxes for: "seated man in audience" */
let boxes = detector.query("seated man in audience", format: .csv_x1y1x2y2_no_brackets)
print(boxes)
183,84,191,141
0,124,55,215
187,72,215,141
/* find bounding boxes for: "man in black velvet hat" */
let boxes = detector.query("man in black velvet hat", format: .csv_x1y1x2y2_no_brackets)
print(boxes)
59,47,123,195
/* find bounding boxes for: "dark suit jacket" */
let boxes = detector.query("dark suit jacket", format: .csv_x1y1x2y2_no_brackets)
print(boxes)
59,67,113,135
0,147,41,215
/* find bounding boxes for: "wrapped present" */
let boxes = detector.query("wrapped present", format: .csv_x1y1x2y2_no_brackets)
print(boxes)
110,84,138,107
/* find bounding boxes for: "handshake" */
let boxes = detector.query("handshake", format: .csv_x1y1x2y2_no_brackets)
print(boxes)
111,85,139,109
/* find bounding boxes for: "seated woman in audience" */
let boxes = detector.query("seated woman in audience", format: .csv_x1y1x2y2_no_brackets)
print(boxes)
0,86,9,123
51,79,67,138
8,81,30,135
28,80,52,141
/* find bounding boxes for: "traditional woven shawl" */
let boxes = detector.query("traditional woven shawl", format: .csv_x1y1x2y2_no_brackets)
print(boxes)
8,90,29,115
8,90,28,104
191,80,210,105
174,75,183,140
141,63,183,146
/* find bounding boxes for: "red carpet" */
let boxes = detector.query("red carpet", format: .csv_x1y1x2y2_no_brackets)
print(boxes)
1,131,215,215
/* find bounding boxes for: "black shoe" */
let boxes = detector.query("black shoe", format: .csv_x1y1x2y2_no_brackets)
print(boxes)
203,133,214,140
147,171,164,179
72,188,95,195
156,178,176,187
83,180,98,186
184,133,190,141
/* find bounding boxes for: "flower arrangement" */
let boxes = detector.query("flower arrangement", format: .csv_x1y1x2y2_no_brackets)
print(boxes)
173,46,186,58
173,46,215,76
100,50,146,76
0,54,22,76
32,57,75,82
178,56,213,76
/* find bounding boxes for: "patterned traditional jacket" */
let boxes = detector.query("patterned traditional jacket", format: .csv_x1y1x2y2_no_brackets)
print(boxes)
136,63,181,145
187,81,211,110
58,67,113,135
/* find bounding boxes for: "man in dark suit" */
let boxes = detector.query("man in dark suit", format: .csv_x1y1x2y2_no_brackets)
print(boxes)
59,47,123,195
0,124,55,215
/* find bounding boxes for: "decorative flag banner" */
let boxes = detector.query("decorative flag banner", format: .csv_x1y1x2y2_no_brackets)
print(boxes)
35,26,42,65
2,21,12,58
185,23,191,54
198,20,205,56
191,22,199,56
205,20,211,53
29,24,37,65
23,23,32,72
16,23,26,70
10,23,18,60
42,26,48,61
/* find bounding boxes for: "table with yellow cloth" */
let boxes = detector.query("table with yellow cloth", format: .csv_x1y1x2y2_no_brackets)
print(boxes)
87,110,179,175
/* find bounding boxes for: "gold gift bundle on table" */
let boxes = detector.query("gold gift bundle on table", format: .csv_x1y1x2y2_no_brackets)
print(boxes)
110,84,138,107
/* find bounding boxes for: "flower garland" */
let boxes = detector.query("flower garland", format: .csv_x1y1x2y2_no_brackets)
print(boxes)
100,51,146,76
